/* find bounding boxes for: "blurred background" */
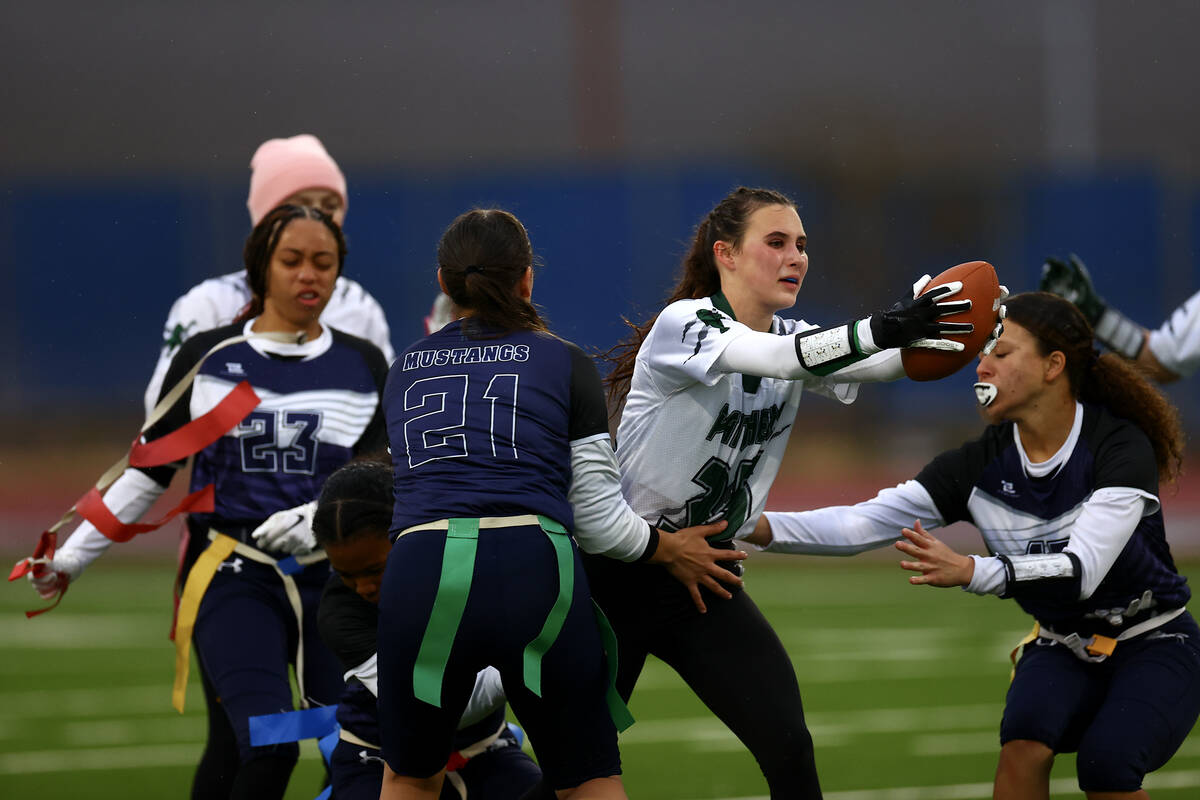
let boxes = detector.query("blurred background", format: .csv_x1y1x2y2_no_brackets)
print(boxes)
3,0,1200,541
6,3,1200,797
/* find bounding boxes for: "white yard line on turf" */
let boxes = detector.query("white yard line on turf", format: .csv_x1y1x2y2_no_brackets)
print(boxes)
702,770,1200,800
0,743,201,775
619,703,1001,747
0,613,167,649
0,740,321,776
0,685,180,717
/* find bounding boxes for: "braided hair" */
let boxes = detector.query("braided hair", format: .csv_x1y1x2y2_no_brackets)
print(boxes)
234,204,347,324
312,459,393,547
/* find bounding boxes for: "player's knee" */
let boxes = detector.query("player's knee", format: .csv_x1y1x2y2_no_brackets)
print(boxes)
997,739,1054,776
1075,745,1144,794
754,728,819,790
235,751,300,794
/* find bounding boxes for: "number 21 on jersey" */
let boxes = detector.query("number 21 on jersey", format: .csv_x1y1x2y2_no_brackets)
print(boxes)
403,373,520,468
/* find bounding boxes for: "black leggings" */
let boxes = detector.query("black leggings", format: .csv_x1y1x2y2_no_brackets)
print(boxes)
583,554,822,800
190,657,301,800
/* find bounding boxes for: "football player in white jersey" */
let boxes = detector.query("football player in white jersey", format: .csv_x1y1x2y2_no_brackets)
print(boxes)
144,134,396,416
587,186,987,798
1041,253,1200,383
745,292,1199,799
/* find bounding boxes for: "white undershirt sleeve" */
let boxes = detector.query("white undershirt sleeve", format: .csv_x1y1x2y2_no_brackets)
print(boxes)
755,480,943,555
458,667,507,728
964,556,1007,595
1066,487,1153,599
55,468,167,580
568,434,652,561
963,487,1151,597
345,653,378,696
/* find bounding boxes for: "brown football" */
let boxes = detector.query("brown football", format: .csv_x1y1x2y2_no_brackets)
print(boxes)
900,260,1001,382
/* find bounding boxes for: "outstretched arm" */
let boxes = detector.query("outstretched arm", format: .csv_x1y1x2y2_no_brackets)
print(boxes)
741,480,944,556
715,273,973,381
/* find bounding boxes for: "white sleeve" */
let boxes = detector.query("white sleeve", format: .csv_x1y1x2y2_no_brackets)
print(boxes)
354,289,395,364
964,556,1008,595
458,667,506,728
756,480,944,555
713,328,822,380
643,301,759,392
143,285,228,417
55,469,167,580
802,349,905,405
963,486,1152,597
568,435,652,561
1147,290,1200,378
345,653,378,696
1066,487,1153,599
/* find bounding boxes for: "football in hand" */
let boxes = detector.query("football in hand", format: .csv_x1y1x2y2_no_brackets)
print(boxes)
900,261,1001,382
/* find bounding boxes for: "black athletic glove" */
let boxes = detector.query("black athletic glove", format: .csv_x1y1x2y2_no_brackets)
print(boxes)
869,274,973,351
1040,254,1144,358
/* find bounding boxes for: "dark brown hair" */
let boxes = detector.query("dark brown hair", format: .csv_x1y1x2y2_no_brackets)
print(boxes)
234,204,347,323
604,186,796,405
437,209,548,337
1005,291,1183,482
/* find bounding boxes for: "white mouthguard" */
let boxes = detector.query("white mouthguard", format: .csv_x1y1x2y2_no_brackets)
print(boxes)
974,382,998,407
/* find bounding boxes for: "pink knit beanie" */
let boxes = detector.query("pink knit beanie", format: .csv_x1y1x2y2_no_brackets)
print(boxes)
246,134,348,225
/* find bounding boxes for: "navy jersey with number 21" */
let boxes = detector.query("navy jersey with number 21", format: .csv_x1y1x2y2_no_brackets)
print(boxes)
385,320,605,536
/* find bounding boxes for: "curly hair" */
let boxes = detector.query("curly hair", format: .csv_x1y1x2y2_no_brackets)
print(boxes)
1005,292,1184,483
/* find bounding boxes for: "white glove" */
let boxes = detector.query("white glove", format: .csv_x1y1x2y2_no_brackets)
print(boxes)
251,501,318,555
980,285,1010,356
24,548,88,600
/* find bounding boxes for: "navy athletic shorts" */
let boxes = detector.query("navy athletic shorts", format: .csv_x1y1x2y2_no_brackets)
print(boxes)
376,524,621,790
192,554,344,762
1002,610,1200,793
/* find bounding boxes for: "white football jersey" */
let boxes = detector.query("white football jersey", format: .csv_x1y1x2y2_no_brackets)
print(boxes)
1147,289,1200,378
616,296,861,542
143,269,395,416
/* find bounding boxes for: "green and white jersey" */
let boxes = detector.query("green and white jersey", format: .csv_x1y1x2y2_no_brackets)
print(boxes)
616,294,861,542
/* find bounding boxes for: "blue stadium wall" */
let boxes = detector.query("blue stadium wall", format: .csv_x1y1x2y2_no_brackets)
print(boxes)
3,165,1196,430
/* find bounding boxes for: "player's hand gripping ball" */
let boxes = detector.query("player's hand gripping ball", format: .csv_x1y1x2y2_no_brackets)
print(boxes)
901,261,1004,381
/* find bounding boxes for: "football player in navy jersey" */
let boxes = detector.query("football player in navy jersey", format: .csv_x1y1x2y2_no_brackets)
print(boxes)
144,134,395,418
28,204,389,799
313,459,543,800
748,292,1200,798
377,209,743,800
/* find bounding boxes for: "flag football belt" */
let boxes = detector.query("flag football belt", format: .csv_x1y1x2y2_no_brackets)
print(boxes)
337,718,508,773
171,529,327,713
402,514,633,732
1011,606,1186,668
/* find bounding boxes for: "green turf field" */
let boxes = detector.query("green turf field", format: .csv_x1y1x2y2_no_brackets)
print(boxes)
4,556,1199,799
